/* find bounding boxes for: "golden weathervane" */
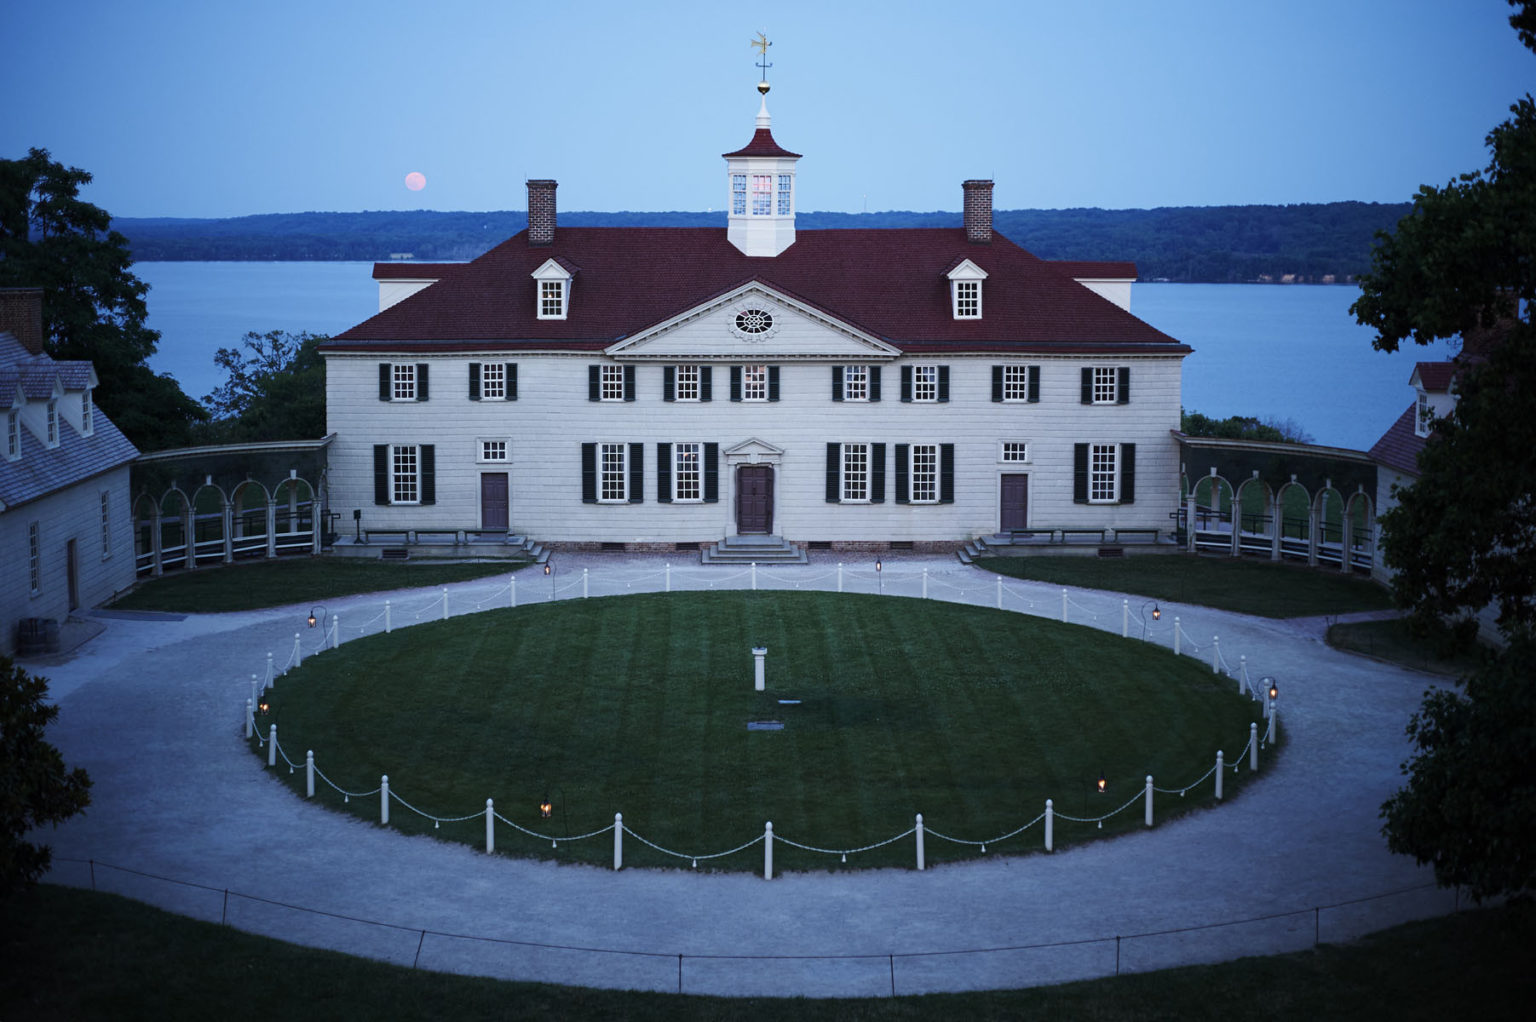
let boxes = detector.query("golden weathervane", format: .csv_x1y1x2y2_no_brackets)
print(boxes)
752,32,772,93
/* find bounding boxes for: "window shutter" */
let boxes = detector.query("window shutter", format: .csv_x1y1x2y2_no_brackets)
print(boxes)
768,366,780,401
832,365,844,401
624,365,636,402
416,364,429,401
469,363,481,401
1029,366,1041,403
420,445,435,505
826,443,840,502
1073,443,1089,503
581,443,597,503
588,365,600,401
937,366,949,402
663,366,675,402
894,443,910,503
991,366,1003,402
373,445,389,504
1120,443,1136,503
507,363,518,400
900,365,912,402
628,443,644,503
940,443,955,503
700,366,713,402
869,366,882,402
703,443,719,502
1081,368,1093,404
871,443,886,503
379,364,390,401
657,443,672,502
730,366,742,402
1118,366,1131,405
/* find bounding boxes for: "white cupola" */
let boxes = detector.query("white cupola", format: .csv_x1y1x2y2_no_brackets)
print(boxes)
722,83,801,257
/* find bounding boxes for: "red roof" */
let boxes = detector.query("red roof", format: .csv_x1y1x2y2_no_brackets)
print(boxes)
721,128,802,159
329,227,1189,355
1368,404,1425,476
1049,260,1138,280
1413,361,1456,392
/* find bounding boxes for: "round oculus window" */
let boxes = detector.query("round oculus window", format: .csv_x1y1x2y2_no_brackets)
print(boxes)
734,308,774,334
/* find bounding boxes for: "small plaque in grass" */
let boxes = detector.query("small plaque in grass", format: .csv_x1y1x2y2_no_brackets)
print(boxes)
747,720,784,731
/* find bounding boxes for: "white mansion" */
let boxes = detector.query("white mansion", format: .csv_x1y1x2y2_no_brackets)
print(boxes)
320,88,1191,553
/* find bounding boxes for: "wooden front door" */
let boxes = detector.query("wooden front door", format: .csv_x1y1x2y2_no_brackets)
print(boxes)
1000,474,1029,532
481,473,509,530
736,466,774,534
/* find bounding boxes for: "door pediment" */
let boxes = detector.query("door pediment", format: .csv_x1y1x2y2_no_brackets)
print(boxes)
723,437,784,464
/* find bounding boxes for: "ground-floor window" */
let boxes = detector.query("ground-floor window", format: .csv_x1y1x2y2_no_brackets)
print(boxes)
826,442,886,503
373,444,435,505
100,491,112,559
1073,442,1136,505
28,521,41,595
582,442,643,504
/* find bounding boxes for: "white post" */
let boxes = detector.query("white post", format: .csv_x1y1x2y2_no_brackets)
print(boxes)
764,822,774,879
486,799,495,853
583,568,589,599
1268,705,1278,743
1122,599,1129,638
265,652,274,685
996,576,1003,610
1250,723,1259,771
1174,618,1182,656
268,725,277,767
1045,799,1054,852
250,674,260,708
837,563,844,593
510,575,516,608
381,775,390,824
922,568,929,600
1144,775,1154,827
665,563,671,593
305,750,314,797
753,647,767,692
293,632,302,667
613,813,623,870
385,600,392,633
245,699,253,739
441,588,449,621
751,562,757,591
915,813,925,870
1240,654,1248,696
1215,751,1224,800
1211,635,1220,673
332,614,341,650
1061,588,1068,623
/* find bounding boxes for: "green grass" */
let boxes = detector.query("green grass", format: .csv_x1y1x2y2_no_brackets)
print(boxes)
1327,618,1490,677
977,554,1395,619
4,885,1532,1020
255,591,1269,870
109,558,527,613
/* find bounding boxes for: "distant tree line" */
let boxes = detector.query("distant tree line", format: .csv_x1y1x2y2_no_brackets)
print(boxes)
113,202,1411,284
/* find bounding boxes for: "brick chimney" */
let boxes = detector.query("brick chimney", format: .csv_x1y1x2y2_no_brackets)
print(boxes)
962,179,994,244
527,179,557,246
0,288,45,354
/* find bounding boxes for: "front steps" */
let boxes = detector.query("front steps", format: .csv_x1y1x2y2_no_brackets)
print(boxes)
701,534,808,566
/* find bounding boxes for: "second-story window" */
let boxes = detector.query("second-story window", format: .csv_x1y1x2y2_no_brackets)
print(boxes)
911,366,938,402
843,365,869,401
601,365,626,401
675,365,700,401
393,364,417,401
742,365,768,401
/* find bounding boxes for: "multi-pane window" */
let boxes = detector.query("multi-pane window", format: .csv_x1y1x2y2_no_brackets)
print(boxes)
954,280,980,318
1089,443,1118,502
1415,391,1431,438
5,410,17,459
674,365,701,401
539,280,566,319
752,175,772,215
674,442,702,501
732,174,747,215
100,491,112,559
392,364,417,401
28,521,41,595
480,440,508,462
911,365,939,402
392,445,420,504
910,444,939,503
1002,365,1031,401
82,388,93,434
1000,441,1030,463
599,443,628,502
777,174,792,215
842,443,870,502
600,364,627,401
481,364,506,400
742,365,768,401
1091,367,1119,404
46,400,58,446
843,365,869,401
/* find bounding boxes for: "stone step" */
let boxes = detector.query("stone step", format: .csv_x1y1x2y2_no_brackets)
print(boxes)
701,535,808,565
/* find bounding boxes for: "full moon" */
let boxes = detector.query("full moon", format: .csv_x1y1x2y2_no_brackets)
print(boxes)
404,172,426,192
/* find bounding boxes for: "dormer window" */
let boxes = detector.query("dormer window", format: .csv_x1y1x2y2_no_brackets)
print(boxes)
46,399,59,447
532,258,575,320
81,387,94,435
946,258,988,320
1415,390,1431,438
5,409,18,460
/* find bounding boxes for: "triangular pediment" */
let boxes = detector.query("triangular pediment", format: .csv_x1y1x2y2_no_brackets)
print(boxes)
723,437,786,459
607,282,899,361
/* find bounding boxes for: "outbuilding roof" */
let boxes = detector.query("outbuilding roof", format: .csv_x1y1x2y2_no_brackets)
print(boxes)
1368,404,1425,478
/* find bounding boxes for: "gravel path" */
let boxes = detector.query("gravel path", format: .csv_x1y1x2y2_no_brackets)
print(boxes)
34,554,1452,997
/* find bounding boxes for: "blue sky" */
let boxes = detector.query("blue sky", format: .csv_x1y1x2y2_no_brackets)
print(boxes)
3,0,1530,218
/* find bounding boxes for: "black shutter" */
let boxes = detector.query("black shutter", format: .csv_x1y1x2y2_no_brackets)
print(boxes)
588,365,601,401
628,443,643,503
991,366,1004,402
1120,443,1136,503
469,363,481,401
901,365,912,402
1029,365,1040,403
940,443,955,503
937,366,949,402
1118,366,1131,405
1073,443,1089,503
703,443,719,502
894,443,910,503
416,364,429,401
624,365,636,402
1081,368,1093,404
869,366,882,402
373,444,389,504
657,443,672,502
826,443,840,502
379,364,391,401
420,445,435,505
507,363,518,400
581,443,597,503
663,366,675,402
832,365,844,401
700,366,713,402
730,366,742,402
768,366,780,401
870,443,886,503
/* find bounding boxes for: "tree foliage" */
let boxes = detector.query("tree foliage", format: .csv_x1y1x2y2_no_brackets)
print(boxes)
199,330,328,443
0,147,205,451
0,657,90,897
1180,409,1313,444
